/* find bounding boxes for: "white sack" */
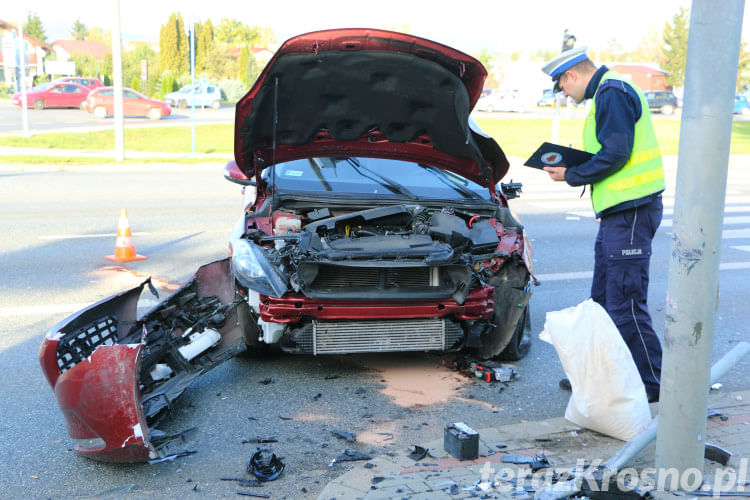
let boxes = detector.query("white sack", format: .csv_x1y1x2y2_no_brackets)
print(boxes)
539,299,652,440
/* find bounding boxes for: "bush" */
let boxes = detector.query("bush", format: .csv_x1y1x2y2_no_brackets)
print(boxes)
129,74,142,93
0,83,13,98
159,72,178,99
219,79,247,103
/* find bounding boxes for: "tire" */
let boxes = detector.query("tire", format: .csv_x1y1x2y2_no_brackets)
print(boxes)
179,100,188,109
742,107,750,116
498,303,531,361
94,106,107,118
147,108,162,120
211,100,221,109
486,105,494,113
470,279,531,360
33,99,45,110
79,101,87,111
660,104,674,115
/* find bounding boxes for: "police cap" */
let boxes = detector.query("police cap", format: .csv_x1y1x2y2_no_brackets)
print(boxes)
541,46,589,92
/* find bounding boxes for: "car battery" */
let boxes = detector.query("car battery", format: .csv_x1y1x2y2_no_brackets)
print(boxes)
444,422,479,460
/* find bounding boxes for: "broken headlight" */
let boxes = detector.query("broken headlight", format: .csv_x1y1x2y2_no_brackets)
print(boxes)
231,239,288,297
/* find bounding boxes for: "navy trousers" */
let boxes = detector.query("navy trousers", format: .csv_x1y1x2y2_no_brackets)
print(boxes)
591,197,663,399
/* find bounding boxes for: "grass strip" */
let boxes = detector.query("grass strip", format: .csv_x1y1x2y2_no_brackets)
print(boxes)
3,118,750,159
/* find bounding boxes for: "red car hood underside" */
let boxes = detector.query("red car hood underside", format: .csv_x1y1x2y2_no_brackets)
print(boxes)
234,28,509,188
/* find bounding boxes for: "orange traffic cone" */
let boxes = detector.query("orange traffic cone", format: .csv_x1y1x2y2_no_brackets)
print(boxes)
105,209,147,262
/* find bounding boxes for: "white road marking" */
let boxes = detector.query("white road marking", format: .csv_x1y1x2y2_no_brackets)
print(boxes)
721,229,750,239
661,216,750,228
731,246,750,253
535,261,750,282
39,232,149,240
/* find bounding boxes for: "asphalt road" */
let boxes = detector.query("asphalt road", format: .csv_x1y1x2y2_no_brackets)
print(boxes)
1,159,749,499
0,101,236,134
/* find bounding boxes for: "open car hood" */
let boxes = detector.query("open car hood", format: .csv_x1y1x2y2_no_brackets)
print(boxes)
234,28,509,188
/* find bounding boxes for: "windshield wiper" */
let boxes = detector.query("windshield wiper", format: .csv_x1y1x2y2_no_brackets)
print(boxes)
344,158,418,200
419,165,484,201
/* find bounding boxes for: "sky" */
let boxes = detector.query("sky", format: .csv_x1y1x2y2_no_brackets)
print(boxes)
4,0,748,57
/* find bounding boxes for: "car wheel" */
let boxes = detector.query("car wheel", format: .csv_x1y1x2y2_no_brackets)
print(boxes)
147,108,162,120
179,100,188,108
660,104,674,115
742,107,750,116
33,99,45,110
470,275,531,360
498,303,531,361
79,101,87,111
94,106,107,118
211,100,221,109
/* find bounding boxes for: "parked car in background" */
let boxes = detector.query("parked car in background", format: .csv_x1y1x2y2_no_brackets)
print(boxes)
39,28,535,463
83,87,171,120
164,83,223,109
734,95,750,115
58,77,103,89
644,90,679,115
537,89,556,107
11,81,90,110
476,89,531,112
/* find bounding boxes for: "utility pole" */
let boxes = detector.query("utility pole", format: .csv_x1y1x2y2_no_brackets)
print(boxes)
189,12,196,155
655,0,744,489
17,15,29,137
112,0,125,161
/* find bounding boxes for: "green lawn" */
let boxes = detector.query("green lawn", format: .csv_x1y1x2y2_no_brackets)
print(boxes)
2,118,750,162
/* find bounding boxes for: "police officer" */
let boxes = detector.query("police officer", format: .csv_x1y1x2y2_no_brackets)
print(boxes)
541,47,664,403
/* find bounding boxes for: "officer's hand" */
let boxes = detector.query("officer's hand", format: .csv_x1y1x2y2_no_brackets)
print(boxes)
543,166,567,182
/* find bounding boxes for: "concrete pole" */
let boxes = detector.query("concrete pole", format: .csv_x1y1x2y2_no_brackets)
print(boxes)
190,12,196,155
655,0,744,489
112,0,125,161
17,17,29,137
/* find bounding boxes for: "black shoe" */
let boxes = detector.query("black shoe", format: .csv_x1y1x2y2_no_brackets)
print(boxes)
559,378,572,392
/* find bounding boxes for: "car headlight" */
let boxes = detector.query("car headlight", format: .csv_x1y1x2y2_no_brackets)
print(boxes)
231,239,288,297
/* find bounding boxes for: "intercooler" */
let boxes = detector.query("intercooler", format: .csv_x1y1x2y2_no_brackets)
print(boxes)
283,318,464,354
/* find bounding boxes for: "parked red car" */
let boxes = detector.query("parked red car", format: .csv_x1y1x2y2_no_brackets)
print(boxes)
83,87,171,120
39,29,534,463
11,81,90,110
58,76,104,89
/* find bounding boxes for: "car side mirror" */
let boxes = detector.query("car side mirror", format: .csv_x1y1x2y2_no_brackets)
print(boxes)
223,160,255,186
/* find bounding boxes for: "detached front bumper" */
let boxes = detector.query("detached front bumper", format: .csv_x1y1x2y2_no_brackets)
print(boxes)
39,259,245,463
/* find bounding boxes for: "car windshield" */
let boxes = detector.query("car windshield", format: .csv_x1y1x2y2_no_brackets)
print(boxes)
272,157,490,201
32,82,54,91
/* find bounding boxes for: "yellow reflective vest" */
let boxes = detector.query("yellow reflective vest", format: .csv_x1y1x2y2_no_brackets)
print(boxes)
583,71,665,213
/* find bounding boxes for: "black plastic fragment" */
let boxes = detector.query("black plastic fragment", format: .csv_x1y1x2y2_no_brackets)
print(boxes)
237,492,270,498
248,449,285,482
501,454,550,472
259,377,275,385
408,445,429,461
705,443,733,466
332,429,356,442
335,450,373,462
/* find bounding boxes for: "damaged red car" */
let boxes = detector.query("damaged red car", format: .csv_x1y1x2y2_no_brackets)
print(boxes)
39,28,536,463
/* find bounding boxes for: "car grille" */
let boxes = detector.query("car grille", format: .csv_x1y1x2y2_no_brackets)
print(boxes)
314,265,434,289
283,318,464,355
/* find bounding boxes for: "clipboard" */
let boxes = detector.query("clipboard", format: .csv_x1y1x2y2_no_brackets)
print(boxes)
524,142,593,170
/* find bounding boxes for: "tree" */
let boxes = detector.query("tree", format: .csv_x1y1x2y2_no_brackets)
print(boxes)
662,6,690,88
473,49,495,71
196,19,215,73
737,41,750,92
87,27,111,44
159,13,188,75
627,28,664,64
23,12,46,42
71,19,88,40
215,18,261,47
